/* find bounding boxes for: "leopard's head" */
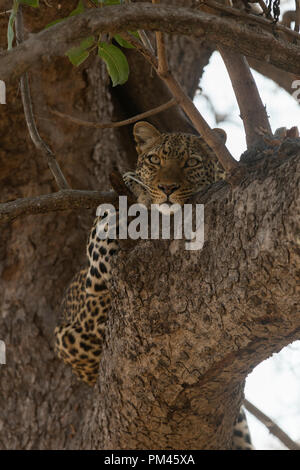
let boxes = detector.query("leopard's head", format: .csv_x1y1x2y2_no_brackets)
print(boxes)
123,121,226,208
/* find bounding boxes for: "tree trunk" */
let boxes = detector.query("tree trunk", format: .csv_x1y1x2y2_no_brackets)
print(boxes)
75,146,300,450
0,0,216,449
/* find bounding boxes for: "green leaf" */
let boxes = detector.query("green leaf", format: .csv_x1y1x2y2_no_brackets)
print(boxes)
113,34,135,49
19,0,39,6
7,1,19,50
79,36,95,51
66,49,90,66
98,42,129,86
113,31,140,49
66,36,95,66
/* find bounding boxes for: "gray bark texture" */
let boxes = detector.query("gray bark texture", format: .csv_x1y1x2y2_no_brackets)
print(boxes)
0,0,299,450
81,147,300,450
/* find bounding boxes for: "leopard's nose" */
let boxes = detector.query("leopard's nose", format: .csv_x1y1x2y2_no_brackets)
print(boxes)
158,184,180,196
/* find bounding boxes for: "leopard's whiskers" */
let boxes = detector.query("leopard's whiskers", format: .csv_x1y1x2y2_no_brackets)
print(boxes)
123,172,151,191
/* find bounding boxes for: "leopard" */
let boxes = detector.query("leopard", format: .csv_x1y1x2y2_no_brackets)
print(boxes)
54,121,253,450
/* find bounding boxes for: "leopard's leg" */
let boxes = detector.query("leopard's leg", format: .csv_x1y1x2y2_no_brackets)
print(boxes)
232,407,254,450
54,286,112,385
85,212,119,296
54,210,119,386
54,320,103,386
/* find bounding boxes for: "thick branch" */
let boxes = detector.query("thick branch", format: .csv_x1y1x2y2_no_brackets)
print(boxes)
218,48,272,147
0,190,116,225
0,4,300,83
84,149,300,450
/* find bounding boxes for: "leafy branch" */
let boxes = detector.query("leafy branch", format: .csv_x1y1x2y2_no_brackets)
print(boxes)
7,0,136,87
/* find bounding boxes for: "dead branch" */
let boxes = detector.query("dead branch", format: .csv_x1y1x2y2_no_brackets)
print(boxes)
218,48,272,147
15,6,69,191
50,98,177,129
1,4,300,84
244,399,300,450
0,190,117,225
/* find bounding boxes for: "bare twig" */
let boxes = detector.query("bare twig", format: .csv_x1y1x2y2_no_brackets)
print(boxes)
218,48,272,147
0,190,117,225
152,0,169,76
15,5,70,190
244,399,300,451
121,32,239,172
165,77,239,171
50,98,177,128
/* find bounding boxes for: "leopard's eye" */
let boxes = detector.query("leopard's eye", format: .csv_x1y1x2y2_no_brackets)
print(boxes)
185,157,199,168
148,155,160,165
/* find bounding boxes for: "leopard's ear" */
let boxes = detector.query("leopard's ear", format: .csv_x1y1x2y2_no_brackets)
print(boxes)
133,121,161,154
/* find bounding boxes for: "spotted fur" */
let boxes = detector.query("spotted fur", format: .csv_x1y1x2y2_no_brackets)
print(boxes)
54,122,252,448
124,122,226,206
232,408,254,450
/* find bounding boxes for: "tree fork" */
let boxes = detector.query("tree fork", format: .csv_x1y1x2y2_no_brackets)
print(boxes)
81,150,300,449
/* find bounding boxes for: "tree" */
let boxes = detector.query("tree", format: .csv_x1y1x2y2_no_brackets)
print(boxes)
0,0,299,450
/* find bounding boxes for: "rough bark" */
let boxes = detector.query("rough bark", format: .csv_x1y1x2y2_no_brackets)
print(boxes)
1,0,299,451
78,146,300,450
1,3,300,83
0,0,124,449
0,0,213,449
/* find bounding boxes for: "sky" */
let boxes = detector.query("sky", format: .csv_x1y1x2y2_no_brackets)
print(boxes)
194,18,300,449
